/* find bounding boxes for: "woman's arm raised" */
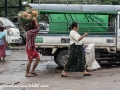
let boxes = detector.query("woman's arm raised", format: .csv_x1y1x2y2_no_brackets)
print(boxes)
78,32,88,41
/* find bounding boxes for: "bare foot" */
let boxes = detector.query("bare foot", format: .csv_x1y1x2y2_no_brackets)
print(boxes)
83,70,92,76
62,70,67,75
61,70,69,77
83,72,91,74
2,60,5,62
3,58,5,62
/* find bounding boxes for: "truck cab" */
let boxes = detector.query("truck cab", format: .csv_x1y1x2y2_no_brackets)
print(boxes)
0,17,21,44
8,16,26,45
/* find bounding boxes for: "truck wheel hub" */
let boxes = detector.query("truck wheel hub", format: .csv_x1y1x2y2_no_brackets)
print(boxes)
61,55,69,65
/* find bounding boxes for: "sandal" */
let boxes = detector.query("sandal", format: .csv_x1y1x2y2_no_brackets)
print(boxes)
83,73,92,76
61,74,69,77
25,73,35,77
30,72,38,76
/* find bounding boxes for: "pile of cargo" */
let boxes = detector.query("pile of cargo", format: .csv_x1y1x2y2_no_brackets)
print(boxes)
17,8,39,31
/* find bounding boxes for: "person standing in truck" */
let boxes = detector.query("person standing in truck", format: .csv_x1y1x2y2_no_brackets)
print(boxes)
0,24,8,62
61,22,92,77
24,18,40,77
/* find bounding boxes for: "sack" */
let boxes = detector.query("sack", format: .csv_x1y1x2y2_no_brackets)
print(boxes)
6,50,11,56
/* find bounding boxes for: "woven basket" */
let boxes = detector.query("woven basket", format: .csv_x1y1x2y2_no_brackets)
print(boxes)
18,9,39,31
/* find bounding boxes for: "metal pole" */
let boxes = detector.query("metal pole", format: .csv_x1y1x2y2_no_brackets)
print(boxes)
31,0,34,3
5,0,7,17
19,0,22,11
38,0,40,4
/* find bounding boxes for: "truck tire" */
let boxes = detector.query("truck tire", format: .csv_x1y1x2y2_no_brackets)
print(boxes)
56,50,68,68
18,36,25,45
54,55,57,64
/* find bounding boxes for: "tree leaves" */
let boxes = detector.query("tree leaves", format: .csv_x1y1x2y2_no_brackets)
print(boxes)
0,0,30,17
0,0,120,17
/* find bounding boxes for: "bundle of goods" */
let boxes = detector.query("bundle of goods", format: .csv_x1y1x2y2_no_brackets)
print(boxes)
18,8,39,31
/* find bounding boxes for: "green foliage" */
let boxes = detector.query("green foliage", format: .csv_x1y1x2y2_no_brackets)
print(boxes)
34,0,120,4
7,0,19,6
0,0,4,7
1,0,120,17
0,0,30,17
101,0,120,5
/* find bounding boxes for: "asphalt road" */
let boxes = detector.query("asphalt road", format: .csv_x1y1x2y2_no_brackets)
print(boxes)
0,49,120,90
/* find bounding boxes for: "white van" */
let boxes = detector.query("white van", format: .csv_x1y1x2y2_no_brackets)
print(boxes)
0,17,21,44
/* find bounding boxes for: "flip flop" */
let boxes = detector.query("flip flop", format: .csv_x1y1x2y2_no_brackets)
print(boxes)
61,74,69,77
25,74,34,77
83,73,92,76
30,72,38,76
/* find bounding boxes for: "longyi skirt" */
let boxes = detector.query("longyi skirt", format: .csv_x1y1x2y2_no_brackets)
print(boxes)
0,44,6,57
65,43,86,72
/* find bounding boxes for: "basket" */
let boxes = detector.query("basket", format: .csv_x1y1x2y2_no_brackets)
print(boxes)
6,50,11,56
17,9,40,31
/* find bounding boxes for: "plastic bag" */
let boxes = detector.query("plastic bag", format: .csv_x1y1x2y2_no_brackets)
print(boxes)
6,50,11,56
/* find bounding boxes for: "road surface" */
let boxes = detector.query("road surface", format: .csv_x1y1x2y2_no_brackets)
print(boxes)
0,50,120,90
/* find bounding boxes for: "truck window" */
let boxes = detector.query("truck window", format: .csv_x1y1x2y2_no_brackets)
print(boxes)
0,21,3,26
39,14,49,30
39,24,46,30
0,18,15,28
108,15,116,32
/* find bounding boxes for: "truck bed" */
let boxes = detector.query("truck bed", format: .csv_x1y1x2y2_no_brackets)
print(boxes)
35,34,116,53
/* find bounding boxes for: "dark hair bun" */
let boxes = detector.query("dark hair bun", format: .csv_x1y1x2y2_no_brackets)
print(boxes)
69,22,78,30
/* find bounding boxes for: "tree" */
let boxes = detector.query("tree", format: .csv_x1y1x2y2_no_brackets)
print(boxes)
100,0,120,4
1,0,120,17
0,0,31,17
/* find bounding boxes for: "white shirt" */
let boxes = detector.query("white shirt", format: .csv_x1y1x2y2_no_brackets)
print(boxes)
70,30,82,45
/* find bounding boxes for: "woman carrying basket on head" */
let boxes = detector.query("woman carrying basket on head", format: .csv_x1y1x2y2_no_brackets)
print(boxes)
61,22,92,77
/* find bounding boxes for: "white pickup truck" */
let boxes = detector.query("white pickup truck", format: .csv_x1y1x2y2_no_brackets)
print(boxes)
28,4,120,68
0,17,21,44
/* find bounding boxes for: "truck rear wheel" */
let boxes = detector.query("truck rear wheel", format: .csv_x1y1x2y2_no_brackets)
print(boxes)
54,55,57,64
56,50,68,68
